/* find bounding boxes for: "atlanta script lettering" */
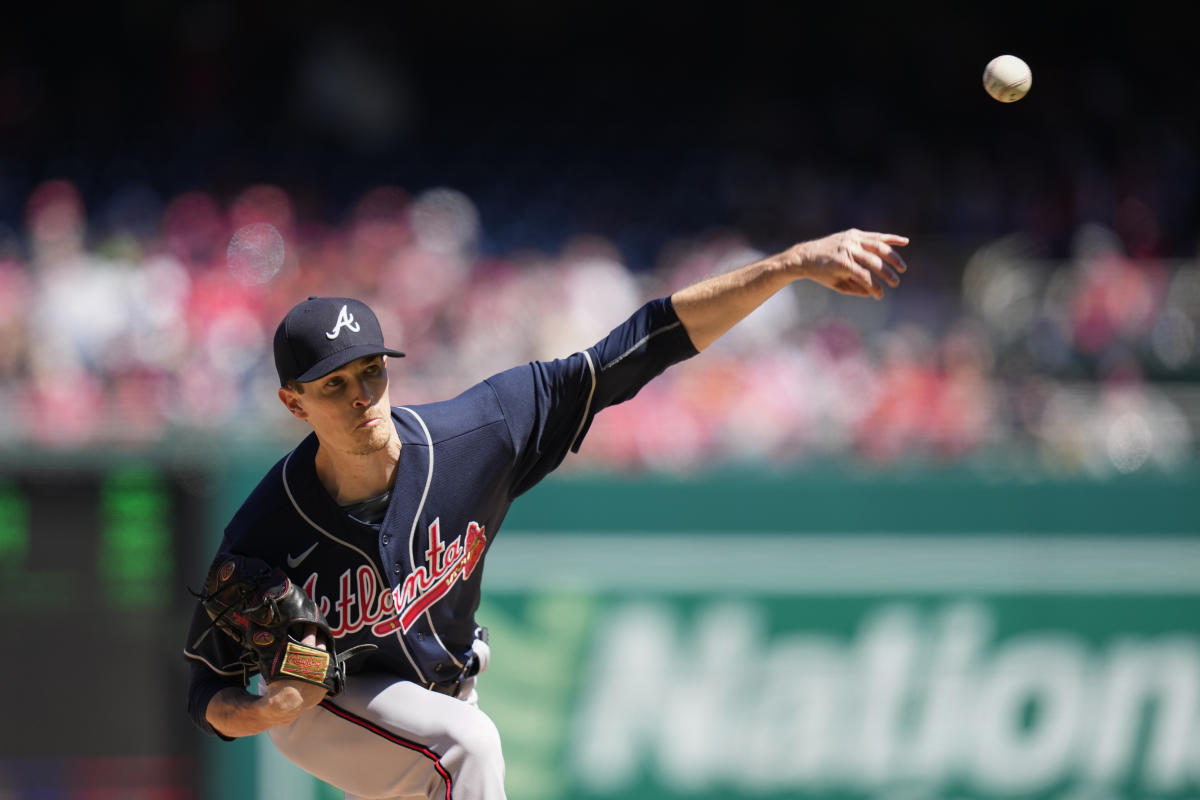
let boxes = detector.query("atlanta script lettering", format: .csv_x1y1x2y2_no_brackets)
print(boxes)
302,518,487,638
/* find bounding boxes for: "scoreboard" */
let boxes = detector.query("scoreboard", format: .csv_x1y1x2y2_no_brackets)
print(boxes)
0,462,215,793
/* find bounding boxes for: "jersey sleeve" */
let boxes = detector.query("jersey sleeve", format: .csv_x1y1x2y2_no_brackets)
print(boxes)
486,295,697,496
187,661,239,740
182,584,249,738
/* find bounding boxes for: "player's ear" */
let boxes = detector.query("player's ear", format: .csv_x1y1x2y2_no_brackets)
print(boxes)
278,386,308,420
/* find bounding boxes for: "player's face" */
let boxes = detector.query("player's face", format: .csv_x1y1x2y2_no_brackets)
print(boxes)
279,355,395,456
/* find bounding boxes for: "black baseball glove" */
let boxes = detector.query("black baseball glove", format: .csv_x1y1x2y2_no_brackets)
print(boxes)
191,553,375,696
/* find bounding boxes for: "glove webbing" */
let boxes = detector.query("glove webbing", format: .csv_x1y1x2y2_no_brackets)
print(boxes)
186,567,275,650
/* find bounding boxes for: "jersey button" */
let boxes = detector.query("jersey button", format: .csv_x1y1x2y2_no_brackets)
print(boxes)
381,535,390,545
393,563,401,575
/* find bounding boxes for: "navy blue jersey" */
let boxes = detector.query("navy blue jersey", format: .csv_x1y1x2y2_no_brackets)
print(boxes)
184,296,697,734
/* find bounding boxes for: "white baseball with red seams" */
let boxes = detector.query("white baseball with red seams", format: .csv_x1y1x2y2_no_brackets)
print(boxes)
983,55,1032,102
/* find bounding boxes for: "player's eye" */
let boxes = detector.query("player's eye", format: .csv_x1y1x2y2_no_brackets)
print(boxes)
325,377,343,390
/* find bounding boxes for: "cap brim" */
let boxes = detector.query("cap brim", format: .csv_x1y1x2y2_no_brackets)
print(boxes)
293,345,406,383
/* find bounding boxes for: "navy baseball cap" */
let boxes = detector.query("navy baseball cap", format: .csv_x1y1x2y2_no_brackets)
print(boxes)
273,296,405,386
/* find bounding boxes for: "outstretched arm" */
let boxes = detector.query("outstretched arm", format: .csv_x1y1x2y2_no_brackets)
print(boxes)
671,229,909,352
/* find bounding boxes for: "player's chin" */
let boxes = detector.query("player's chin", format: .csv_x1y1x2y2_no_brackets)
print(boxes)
347,424,392,456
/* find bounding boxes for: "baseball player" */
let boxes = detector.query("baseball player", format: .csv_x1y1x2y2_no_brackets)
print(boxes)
183,229,908,799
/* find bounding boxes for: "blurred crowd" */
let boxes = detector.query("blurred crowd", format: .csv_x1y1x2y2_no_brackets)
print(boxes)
0,176,1196,477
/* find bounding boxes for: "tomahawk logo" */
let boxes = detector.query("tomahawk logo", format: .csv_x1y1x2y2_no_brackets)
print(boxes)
326,305,361,339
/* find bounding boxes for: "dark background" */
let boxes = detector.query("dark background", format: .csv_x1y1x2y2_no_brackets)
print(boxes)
2,2,1196,268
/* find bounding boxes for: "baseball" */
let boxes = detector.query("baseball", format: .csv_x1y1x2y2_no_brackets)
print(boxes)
982,55,1032,103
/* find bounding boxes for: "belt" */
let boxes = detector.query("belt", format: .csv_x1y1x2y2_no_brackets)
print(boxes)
425,627,488,696
426,675,469,696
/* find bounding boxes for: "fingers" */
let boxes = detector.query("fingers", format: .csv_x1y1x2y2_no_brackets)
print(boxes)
845,231,910,297
843,259,882,297
264,678,328,722
299,624,327,651
832,277,872,296
859,235,909,276
859,231,910,249
801,229,911,299
856,249,901,288
835,246,885,298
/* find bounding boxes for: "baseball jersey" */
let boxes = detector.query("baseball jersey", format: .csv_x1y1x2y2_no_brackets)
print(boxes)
184,296,697,735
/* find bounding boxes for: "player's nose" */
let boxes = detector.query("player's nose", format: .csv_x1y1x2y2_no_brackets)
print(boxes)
351,376,375,406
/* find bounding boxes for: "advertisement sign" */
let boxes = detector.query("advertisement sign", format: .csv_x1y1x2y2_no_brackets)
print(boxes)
478,533,1200,800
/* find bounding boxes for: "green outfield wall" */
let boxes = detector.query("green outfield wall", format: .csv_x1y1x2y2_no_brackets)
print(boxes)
3,452,1196,798
197,461,1200,800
